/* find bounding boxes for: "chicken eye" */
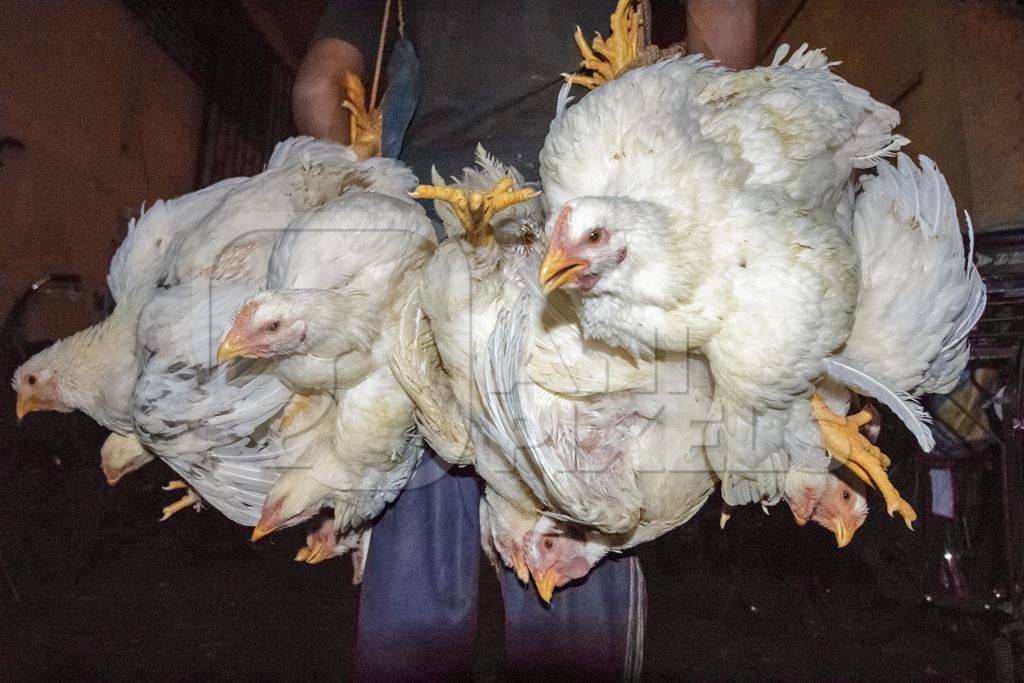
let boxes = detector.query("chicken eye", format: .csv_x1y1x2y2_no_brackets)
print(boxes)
587,228,607,244
543,538,555,550
27,374,37,385
842,490,851,501
266,321,280,332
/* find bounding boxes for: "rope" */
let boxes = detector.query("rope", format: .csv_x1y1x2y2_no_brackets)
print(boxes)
370,0,392,109
397,0,406,39
639,0,652,49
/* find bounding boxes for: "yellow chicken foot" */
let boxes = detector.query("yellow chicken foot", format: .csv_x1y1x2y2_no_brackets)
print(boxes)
811,395,916,529
294,536,335,565
159,480,201,521
294,519,339,565
411,177,538,246
564,0,643,89
342,73,382,159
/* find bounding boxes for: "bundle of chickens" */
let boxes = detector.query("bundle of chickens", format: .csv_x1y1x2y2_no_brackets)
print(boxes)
14,24,985,602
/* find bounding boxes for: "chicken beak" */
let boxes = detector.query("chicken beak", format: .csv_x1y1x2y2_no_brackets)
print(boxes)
539,248,588,294
251,511,284,542
250,520,278,542
252,498,284,542
510,552,530,585
719,510,731,529
102,464,125,487
218,302,260,364
791,508,809,526
834,519,853,548
216,333,247,365
15,393,40,421
533,571,560,604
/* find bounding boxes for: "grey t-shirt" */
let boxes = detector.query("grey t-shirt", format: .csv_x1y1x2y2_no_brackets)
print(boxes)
316,0,683,182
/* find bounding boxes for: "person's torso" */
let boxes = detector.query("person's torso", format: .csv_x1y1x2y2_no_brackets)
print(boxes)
397,0,612,181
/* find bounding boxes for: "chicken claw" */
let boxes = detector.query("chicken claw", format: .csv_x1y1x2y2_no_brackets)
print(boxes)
564,0,642,90
811,395,916,530
719,510,731,529
342,73,381,160
159,480,201,521
411,177,538,246
294,517,339,565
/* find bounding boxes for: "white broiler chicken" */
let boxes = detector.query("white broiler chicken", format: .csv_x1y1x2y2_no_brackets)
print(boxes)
217,179,435,390
131,280,293,524
13,175,245,434
388,147,553,582
479,286,716,601
392,148,715,599
215,176,436,565
15,138,406,528
99,432,153,486
12,136,352,437
540,47,983,533
541,48,883,509
781,154,984,543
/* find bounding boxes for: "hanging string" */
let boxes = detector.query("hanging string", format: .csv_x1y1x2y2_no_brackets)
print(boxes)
370,0,393,110
397,0,406,39
639,0,652,49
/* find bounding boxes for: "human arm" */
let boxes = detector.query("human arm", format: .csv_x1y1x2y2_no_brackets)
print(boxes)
685,0,758,70
292,37,365,143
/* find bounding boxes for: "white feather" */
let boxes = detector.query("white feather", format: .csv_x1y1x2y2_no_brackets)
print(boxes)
825,356,935,452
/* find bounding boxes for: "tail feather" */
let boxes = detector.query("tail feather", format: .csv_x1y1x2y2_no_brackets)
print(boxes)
826,356,935,452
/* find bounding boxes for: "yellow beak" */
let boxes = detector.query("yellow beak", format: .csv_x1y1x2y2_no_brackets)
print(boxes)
539,248,588,294
15,393,41,421
834,519,853,548
216,334,247,365
102,464,125,487
250,518,280,542
791,507,809,527
533,570,560,604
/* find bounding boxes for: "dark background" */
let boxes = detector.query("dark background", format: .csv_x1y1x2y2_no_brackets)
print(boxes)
0,357,1010,678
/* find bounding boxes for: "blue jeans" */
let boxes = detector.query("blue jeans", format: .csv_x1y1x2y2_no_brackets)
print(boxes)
354,451,645,680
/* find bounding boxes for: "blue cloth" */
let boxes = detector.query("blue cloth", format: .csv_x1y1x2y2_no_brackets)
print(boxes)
499,551,645,680
380,38,420,160
354,451,645,680
354,451,480,680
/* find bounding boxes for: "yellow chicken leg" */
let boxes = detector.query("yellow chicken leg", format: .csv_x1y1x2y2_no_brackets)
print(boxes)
411,177,538,246
811,395,916,529
841,459,876,490
159,480,201,521
564,0,643,89
342,73,382,160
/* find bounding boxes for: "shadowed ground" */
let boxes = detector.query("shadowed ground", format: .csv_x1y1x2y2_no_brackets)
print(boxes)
0,376,993,679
